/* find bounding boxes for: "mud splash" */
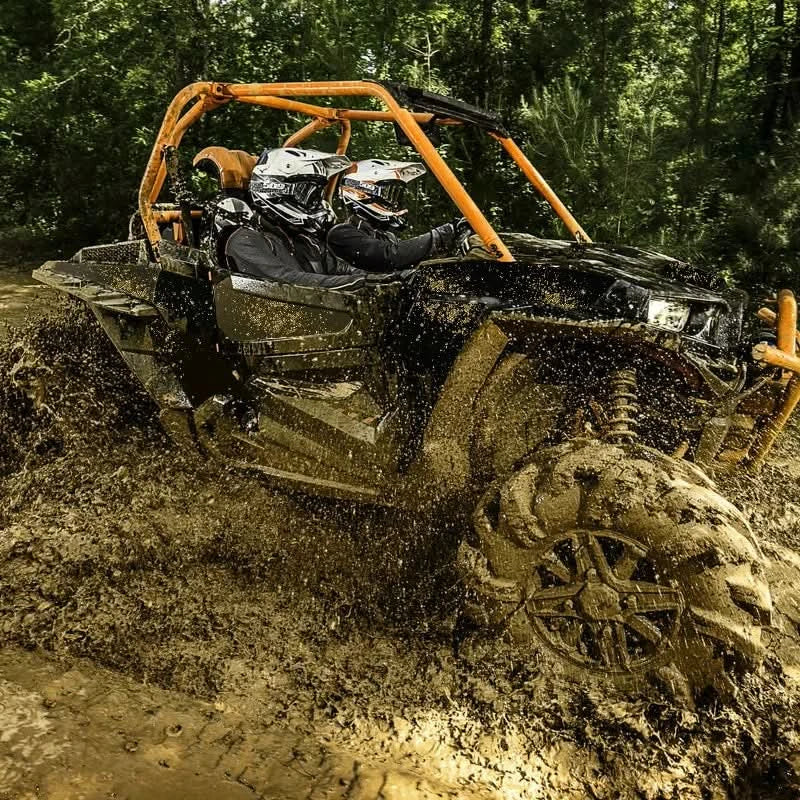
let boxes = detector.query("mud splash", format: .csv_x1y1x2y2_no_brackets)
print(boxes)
1,287,800,798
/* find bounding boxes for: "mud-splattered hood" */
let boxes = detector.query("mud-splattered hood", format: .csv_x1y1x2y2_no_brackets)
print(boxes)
416,234,746,358
493,233,732,304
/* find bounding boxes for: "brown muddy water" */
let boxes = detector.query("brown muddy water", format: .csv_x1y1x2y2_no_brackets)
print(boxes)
0,266,56,338
1,264,800,799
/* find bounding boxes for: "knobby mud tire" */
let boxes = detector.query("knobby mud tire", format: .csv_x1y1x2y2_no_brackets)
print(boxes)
457,439,773,698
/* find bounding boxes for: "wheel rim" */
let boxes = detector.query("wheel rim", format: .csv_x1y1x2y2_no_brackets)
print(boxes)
526,530,685,673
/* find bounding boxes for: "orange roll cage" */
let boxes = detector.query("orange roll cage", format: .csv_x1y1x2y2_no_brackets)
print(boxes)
749,289,800,467
137,80,591,262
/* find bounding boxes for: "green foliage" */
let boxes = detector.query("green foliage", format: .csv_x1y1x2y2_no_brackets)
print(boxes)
1,0,800,288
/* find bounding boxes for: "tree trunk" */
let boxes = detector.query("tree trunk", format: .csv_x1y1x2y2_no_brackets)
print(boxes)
378,0,391,71
598,0,609,141
745,0,757,78
782,0,800,128
478,0,494,106
704,0,726,140
760,0,786,143
173,0,210,91
686,0,710,150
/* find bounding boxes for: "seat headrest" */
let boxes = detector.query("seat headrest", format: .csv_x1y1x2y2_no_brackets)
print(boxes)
193,147,258,190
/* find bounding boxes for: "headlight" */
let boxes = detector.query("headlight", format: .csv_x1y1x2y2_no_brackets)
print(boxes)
647,298,690,331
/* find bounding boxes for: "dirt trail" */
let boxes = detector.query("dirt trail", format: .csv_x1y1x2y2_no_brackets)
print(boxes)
0,648,477,800
2,265,800,799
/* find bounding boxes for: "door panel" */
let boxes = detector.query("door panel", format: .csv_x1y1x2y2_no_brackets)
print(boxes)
210,273,400,490
214,274,376,353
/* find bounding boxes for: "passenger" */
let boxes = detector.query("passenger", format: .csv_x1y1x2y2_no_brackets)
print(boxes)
328,159,472,271
225,147,369,289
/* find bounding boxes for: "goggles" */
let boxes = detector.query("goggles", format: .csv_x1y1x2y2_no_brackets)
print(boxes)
251,176,326,211
344,179,406,210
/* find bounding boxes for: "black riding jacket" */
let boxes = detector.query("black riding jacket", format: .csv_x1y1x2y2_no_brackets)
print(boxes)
327,217,438,272
225,219,368,290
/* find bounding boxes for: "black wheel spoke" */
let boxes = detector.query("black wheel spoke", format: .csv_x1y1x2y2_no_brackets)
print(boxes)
574,535,597,578
613,550,641,581
559,620,585,651
596,623,627,668
586,534,615,581
528,585,582,617
612,622,631,667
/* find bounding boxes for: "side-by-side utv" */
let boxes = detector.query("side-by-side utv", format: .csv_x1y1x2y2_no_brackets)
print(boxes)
34,79,800,696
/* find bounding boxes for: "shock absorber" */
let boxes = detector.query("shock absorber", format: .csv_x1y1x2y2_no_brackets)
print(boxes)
606,369,639,443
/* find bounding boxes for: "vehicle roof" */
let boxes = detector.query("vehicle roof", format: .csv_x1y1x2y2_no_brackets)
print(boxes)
373,80,509,136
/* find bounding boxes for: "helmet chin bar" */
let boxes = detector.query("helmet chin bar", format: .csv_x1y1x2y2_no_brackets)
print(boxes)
340,186,405,230
346,197,408,231
256,200,333,234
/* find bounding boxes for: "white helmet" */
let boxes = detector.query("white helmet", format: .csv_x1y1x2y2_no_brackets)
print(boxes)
211,196,254,237
340,159,426,230
209,197,254,266
249,148,351,233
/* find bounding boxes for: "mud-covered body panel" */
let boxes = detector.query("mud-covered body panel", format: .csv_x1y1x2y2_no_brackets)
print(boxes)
32,233,777,506
417,234,745,361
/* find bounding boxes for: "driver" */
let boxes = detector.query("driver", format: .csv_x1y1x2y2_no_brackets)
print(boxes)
225,147,370,289
328,159,471,271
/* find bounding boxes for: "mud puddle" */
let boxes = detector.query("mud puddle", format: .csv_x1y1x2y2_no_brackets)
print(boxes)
1,267,800,798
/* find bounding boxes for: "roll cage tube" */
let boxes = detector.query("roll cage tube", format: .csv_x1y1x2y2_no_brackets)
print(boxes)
137,80,591,262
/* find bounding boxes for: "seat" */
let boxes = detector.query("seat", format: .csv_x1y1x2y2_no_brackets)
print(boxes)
193,147,258,192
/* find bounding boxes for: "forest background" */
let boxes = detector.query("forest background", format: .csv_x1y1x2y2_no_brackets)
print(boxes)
2,0,800,289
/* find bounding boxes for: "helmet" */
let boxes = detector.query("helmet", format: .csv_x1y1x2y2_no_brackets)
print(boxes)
211,196,254,238
340,159,426,230
249,148,351,233
208,196,254,266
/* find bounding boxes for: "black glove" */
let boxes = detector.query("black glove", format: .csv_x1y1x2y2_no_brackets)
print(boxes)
453,217,474,255
328,257,365,276
431,222,457,254
431,217,474,256
453,216,472,238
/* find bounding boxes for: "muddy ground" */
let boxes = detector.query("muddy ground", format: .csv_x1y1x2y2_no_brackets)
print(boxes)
1,265,800,799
